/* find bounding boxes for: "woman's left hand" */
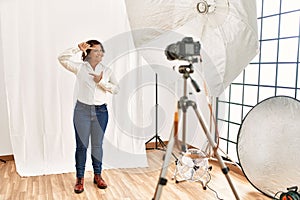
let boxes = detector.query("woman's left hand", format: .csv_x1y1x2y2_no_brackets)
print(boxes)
89,71,103,83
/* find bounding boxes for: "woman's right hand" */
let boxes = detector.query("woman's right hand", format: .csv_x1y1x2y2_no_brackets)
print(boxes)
78,42,91,56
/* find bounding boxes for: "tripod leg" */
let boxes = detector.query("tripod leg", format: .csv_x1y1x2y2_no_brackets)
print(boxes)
191,103,240,200
153,125,176,200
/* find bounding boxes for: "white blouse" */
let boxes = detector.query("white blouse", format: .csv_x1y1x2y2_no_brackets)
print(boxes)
58,47,119,105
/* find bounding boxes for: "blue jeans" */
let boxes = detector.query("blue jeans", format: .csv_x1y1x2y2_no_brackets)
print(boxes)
73,100,108,178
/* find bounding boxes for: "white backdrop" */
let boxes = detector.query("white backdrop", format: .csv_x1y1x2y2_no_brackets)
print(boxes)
0,0,151,176
0,0,218,177
0,18,12,156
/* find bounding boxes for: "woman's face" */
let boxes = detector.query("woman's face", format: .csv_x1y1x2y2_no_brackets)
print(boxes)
87,44,104,63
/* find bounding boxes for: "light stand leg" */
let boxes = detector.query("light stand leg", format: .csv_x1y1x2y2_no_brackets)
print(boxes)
145,134,167,150
190,101,240,200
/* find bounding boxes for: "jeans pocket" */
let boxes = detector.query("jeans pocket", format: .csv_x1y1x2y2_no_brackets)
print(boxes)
75,105,85,111
96,106,107,112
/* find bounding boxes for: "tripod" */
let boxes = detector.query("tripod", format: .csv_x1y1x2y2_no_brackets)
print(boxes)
145,73,167,150
153,64,240,200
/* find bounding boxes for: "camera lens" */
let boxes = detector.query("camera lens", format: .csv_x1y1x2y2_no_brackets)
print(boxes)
165,44,178,60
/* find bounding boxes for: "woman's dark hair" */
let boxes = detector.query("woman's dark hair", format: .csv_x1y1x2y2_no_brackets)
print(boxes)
82,39,105,61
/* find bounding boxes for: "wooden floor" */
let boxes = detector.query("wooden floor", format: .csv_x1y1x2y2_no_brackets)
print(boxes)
0,150,271,200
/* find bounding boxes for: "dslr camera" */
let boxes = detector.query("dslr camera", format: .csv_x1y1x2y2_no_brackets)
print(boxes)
165,37,201,63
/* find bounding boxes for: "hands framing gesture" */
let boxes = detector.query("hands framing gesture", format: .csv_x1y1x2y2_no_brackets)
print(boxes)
78,42,96,56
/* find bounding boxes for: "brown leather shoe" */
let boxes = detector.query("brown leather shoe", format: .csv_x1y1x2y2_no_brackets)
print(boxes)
74,177,84,193
94,174,107,189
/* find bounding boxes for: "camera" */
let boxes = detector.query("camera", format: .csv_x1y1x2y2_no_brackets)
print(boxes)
165,37,201,63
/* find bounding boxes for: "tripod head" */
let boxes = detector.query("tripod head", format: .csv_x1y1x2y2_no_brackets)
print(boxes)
177,63,200,93
178,63,194,75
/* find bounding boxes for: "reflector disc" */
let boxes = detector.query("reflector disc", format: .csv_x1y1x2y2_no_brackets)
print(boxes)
237,96,300,197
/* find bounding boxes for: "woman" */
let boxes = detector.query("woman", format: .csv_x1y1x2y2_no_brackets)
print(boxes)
58,40,119,193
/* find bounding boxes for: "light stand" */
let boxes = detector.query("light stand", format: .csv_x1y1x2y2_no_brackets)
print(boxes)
145,73,168,150
153,63,240,200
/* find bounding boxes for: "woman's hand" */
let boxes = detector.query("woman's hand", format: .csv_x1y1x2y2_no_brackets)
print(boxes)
78,42,91,56
89,71,103,83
